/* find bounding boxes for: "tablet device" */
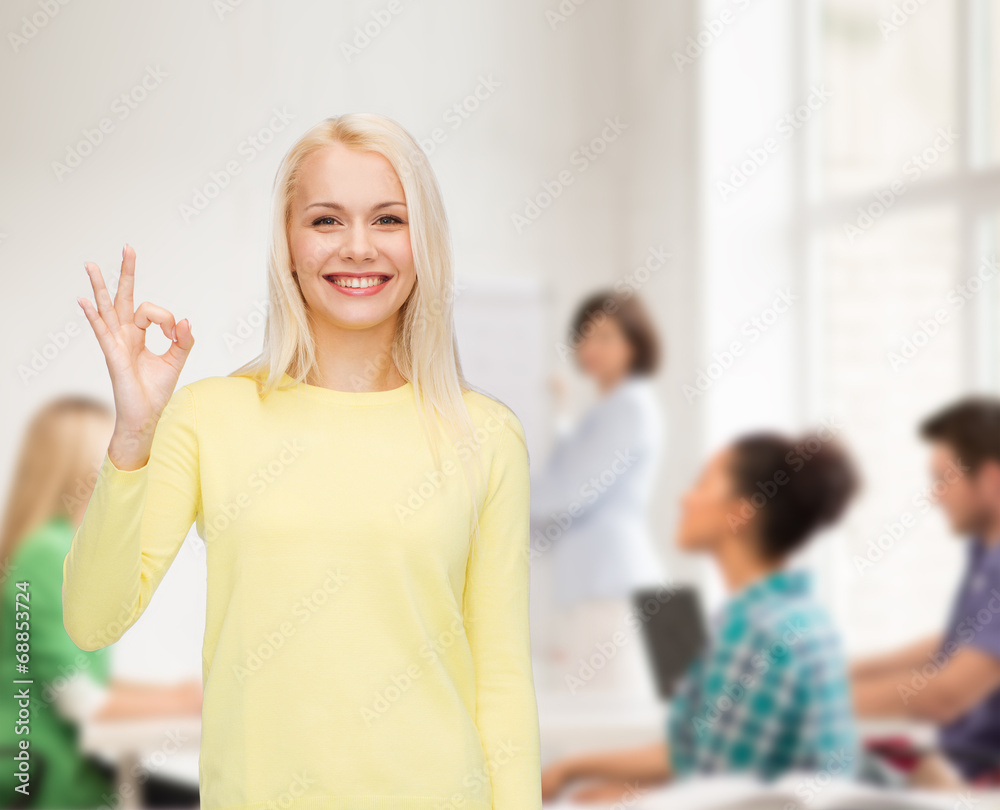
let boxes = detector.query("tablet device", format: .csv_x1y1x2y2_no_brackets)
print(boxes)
631,585,707,699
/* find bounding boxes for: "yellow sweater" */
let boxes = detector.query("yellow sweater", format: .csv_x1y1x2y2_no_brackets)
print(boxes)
62,372,542,810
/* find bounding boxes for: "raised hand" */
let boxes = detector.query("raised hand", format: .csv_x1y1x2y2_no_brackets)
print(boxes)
78,244,195,470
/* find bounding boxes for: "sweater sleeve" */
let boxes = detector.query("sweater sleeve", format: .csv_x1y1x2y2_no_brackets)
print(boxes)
62,384,201,652
462,409,542,809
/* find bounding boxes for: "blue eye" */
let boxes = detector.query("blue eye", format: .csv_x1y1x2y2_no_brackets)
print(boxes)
378,215,404,225
312,216,336,226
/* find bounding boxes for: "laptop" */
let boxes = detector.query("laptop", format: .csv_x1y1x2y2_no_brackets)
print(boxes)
631,585,707,699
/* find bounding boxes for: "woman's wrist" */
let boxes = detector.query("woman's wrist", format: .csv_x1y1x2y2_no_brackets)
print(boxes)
558,756,583,784
108,426,155,471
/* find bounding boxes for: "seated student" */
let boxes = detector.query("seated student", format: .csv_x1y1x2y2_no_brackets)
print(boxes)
540,430,861,804
0,396,202,809
852,396,1000,786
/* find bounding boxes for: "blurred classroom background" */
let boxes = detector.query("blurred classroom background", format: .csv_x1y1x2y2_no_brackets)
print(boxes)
2,0,1000,807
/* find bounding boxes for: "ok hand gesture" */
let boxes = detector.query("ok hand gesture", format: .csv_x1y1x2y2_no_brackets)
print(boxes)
78,244,195,470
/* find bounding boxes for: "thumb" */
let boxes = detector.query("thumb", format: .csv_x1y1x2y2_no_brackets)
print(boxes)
165,318,195,364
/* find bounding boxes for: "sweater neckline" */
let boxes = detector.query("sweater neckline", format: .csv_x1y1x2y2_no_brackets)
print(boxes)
277,372,414,405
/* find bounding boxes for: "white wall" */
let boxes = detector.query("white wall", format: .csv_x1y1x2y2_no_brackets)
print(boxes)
1,0,703,678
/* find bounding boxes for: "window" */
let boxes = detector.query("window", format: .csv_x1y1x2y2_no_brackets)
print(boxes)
800,0,1000,652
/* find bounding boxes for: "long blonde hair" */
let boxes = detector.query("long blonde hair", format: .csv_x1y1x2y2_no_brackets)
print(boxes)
0,397,113,587
231,113,495,550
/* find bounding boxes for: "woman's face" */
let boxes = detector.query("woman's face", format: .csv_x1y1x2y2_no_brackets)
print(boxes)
575,313,634,384
287,142,416,333
676,447,742,554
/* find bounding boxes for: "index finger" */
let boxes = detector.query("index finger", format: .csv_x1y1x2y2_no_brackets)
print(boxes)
114,243,136,325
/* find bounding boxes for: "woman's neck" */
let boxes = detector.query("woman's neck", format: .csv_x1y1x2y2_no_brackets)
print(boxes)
716,537,781,594
308,317,404,392
595,370,630,396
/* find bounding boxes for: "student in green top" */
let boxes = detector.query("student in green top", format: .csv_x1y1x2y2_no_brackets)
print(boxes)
0,396,202,808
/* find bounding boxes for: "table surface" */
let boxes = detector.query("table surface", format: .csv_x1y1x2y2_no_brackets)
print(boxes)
79,715,201,784
74,697,986,803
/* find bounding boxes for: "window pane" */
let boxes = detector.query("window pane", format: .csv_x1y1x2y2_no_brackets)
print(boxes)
819,205,966,653
990,4,1000,166
820,0,957,198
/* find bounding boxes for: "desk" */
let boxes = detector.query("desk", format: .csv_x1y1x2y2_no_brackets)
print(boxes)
537,690,667,765
74,705,983,807
539,693,945,759
858,717,939,747
78,716,201,810
547,783,1000,809
538,697,1000,807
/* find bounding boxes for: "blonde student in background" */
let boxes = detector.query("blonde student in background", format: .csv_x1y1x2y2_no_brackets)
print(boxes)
0,397,201,808
63,113,542,810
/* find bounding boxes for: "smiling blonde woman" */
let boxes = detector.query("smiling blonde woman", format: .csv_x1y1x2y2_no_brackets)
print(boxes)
64,113,542,810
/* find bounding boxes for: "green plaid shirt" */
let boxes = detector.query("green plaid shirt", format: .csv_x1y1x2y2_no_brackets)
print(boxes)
667,568,858,781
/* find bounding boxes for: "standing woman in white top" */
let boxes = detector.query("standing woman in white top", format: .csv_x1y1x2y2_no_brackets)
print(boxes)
530,290,668,698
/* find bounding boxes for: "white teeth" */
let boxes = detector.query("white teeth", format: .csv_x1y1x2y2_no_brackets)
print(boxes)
329,275,387,289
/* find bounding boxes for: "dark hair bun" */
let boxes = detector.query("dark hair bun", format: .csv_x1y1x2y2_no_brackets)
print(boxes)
797,435,860,528
729,431,861,560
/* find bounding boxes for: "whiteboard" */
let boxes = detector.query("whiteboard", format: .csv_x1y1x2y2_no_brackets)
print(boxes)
453,273,549,472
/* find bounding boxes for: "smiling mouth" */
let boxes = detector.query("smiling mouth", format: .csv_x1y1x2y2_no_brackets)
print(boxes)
323,274,391,290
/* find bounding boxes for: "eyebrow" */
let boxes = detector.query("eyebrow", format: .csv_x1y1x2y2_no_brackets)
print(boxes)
305,201,406,212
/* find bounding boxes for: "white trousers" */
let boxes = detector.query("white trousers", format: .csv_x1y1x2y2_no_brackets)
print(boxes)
535,595,659,699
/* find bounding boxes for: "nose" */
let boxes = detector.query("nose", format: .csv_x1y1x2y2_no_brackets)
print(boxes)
339,223,378,263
